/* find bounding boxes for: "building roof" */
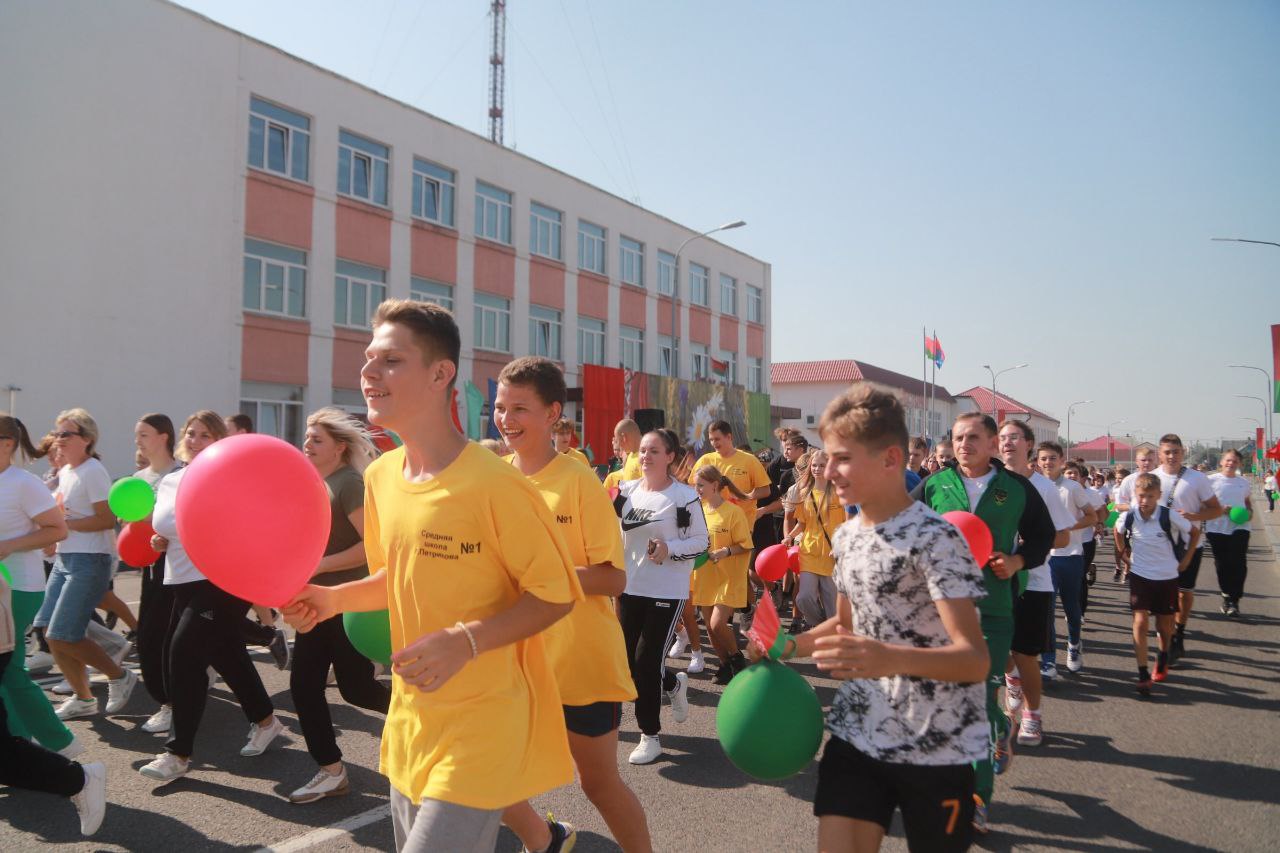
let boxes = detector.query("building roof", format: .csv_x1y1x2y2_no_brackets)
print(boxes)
954,387,1058,424
770,359,954,401
1072,435,1133,452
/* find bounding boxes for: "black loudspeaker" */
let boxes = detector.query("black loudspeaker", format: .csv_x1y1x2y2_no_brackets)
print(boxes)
634,408,665,434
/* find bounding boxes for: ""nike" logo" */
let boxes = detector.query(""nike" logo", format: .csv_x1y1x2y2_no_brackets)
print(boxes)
621,518,657,532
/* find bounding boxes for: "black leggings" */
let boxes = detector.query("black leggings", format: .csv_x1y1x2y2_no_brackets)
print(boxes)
1206,531,1250,602
618,594,683,736
1081,540,1097,615
289,614,390,766
0,652,84,797
164,580,273,758
136,557,173,705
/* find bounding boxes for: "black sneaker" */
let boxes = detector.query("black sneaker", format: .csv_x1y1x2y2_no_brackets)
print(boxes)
1226,600,1240,617
1220,595,1231,615
712,664,735,685
268,629,292,671
1113,569,1123,582
1086,566,1097,586
729,652,748,674
1170,633,1185,664
539,816,576,853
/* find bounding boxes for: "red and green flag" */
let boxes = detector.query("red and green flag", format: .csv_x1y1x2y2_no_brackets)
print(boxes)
710,357,730,378
925,335,945,369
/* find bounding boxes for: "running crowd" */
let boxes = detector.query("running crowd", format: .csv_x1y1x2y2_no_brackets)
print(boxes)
0,299,1266,851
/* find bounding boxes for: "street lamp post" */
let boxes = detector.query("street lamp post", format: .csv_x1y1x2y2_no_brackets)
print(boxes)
1105,418,1127,466
669,220,746,379
1066,399,1092,456
1229,364,1274,458
1236,395,1269,452
982,363,1029,419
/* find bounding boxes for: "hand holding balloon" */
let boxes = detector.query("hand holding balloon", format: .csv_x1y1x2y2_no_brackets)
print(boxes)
282,585,338,634
813,625,898,680
988,551,1024,580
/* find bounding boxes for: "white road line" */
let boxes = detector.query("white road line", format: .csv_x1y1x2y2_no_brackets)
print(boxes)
255,804,391,853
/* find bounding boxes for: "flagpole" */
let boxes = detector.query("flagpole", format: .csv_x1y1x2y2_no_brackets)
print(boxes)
921,327,928,440
930,329,937,440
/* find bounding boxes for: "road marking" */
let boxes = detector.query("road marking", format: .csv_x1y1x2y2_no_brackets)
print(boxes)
255,804,391,853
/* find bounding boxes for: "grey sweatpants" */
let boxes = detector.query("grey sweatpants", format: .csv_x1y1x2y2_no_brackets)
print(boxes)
390,786,503,852
796,572,837,627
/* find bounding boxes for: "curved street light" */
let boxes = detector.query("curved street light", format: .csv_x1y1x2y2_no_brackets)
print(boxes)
1229,364,1274,456
1065,399,1092,456
982,363,1029,418
669,220,746,379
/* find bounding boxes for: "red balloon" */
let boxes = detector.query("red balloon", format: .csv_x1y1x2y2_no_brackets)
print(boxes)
941,510,994,568
786,545,800,571
756,543,791,583
118,520,160,568
176,434,331,607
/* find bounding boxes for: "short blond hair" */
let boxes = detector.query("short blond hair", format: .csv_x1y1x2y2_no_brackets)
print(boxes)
55,407,100,459
817,385,908,453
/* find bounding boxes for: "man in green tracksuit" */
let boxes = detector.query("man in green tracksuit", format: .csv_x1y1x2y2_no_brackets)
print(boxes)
911,412,1054,833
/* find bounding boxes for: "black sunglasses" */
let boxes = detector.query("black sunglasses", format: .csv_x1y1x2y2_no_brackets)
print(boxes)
52,430,83,440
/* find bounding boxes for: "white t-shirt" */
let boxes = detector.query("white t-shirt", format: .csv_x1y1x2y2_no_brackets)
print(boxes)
1265,474,1277,492
1205,473,1251,535
1081,486,1107,544
54,458,113,555
1118,508,1192,581
1025,472,1074,592
152,467,206,586
1048,476,1094,558
1099,483,1113,504
0,466,58,591
961,469,997,512
1113,471,1144,508
1153,466,1215,551
618,478,709,600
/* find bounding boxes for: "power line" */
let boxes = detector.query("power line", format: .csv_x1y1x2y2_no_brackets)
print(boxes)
377,0,433,92
368,0,403,81
583,0,641,203
407,10,490,113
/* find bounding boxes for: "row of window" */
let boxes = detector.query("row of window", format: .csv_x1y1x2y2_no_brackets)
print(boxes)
247,95,763,322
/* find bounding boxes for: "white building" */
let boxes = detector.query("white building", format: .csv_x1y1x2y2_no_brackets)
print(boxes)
953,387,1061,445
0,0,771,474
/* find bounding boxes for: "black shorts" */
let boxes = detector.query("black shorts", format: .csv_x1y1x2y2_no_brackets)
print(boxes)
563,701,621,737
1010,590,1053,656
1177,548,1204,591
1129,574,1179,615
814,737,974,852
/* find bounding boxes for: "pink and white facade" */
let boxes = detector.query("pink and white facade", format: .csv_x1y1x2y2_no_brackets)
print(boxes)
0,0,770,473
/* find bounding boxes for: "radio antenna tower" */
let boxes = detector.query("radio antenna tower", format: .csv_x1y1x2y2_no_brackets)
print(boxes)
487,0,506,145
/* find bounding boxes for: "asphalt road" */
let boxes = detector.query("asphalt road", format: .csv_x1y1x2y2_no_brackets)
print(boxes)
3,494,1279,851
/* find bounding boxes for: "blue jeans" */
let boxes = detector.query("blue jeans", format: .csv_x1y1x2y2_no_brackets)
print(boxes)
33,553,113,643
1042,555,1084,666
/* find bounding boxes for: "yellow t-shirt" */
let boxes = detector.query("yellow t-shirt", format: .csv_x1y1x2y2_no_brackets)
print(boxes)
602,452,642,491
513,454,635,705
561,447,591,468
791,487,845,577
693,500,754,608
689,449,770,521
365,443,583,808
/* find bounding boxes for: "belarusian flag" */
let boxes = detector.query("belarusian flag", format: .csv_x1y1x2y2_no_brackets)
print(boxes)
711,357,729,378
925,335,945,369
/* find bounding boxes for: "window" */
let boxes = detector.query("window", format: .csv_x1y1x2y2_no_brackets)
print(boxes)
475,182,512,244
529,202,563,260
658,334,674,377
411,158,455,227
746,357,763,392
928,409,943,438
619,236,644,287
474,292,511,352
746,285,763,323
657,251,675,296
334,260,387,328
331,388,367,417
243,239,306,318
578,317,606,366
528,305,562,360
578,220,606,275
720,274,737,315
239,382,304,446
718,351,737,385
690,343,709,380
338,130,389,206
410,277,453,312
689,263,709,307
620,325,644,371
248,96,309,182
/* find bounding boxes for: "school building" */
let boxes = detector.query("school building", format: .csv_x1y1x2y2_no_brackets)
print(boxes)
0,0,772,474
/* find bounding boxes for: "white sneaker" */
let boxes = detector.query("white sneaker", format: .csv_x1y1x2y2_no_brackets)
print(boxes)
668,628,689,658
105,668,138,713
25,650,55,671
1017,714,1044,747
51,678,74,695
142,705,172,734
108,641,129,668
55,696,99,720
687,650,706,674
288,766,350,803
1005,679,1024,714
71,762,107,836
58,735,86,759
1067,642,1083,673
628,734,662,765
666,671,690,723
241,717,287,756
139,752,189,783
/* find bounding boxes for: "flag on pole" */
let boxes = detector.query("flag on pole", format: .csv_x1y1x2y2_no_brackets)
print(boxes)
710,357,730,378
925,335,945,369
1265,439,1280,462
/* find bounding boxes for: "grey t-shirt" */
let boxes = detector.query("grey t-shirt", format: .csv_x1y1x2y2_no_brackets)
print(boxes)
314,465,367,588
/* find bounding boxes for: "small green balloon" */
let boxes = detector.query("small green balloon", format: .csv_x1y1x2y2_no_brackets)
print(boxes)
108,477,155,522
0,562,11,586
716,658,824,781
1107,502,1116,513
1105,511,1119,528
343,609,392,666
1228,506,1250,525
693,551,710,570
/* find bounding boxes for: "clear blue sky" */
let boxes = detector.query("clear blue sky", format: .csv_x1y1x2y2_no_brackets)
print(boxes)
176,0,1280,447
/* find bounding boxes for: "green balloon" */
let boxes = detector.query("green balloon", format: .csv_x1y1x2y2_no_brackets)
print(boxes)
693,551,710,570
343,609,392,666
0,562,11,586
716,658,824,781
108,477,155,522
1105,510,1119,528
1107,502,1116,513
1228,506,1250,525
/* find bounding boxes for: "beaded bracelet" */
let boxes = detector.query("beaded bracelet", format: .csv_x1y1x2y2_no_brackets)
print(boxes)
454,621,478,659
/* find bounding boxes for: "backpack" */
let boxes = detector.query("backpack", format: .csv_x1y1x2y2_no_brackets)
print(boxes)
1121,506,1187,564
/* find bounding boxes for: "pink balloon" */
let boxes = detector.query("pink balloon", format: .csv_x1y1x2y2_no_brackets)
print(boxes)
176,434,331,607
756,543,791,583
941,510,994,568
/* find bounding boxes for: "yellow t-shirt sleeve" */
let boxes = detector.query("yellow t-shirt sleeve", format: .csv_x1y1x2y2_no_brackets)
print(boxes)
602,469,622,491
362,475,388,573
688,453,709,485
580,472,625,570
491,481,585,606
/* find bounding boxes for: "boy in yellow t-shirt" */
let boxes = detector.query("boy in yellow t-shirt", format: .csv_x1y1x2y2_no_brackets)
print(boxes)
688,420,771,521
284,300,582,853
551,417,592,468
692,465,754,684
494,358,652,853
786,449,846,629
